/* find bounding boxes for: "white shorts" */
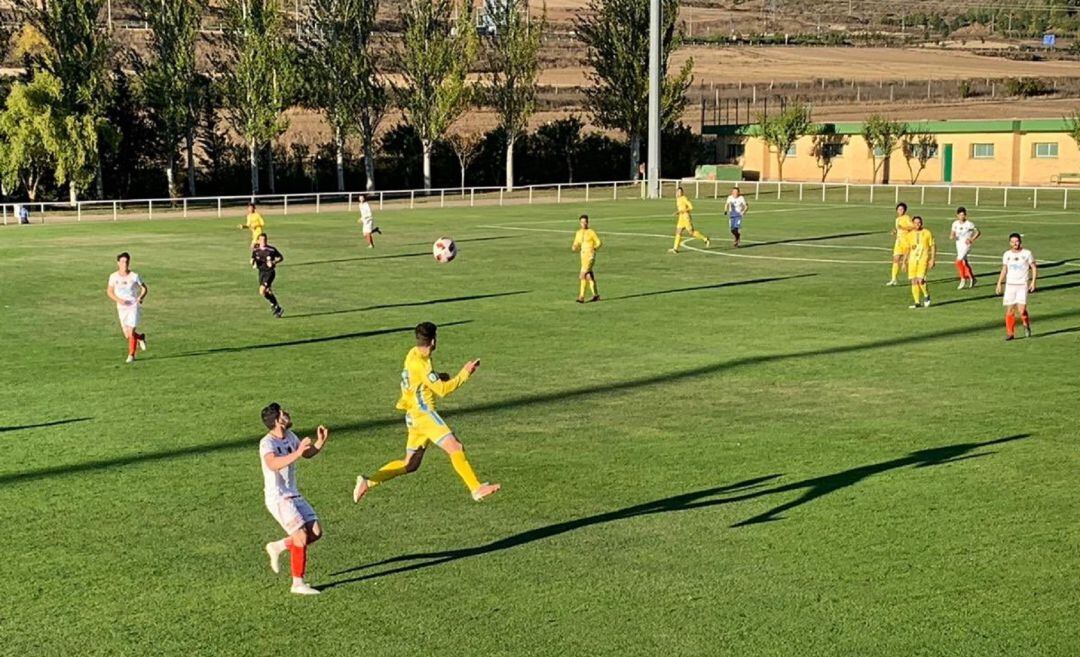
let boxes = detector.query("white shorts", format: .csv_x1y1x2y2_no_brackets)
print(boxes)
1003,284,1028,307
955,241,971,260
267,495,318,534
362,219,375,235
117,304,141,328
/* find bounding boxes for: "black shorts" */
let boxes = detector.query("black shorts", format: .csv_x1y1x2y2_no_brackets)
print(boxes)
258,269,276,288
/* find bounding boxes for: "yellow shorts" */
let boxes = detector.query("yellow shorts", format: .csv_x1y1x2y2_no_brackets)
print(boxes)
677,216,694,232
580,256,595,274
907,258,929,279
404,410,452,451
251,231,264,246
893,238,910,257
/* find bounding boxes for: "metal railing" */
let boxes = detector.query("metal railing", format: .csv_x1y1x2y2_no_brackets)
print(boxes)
0,180,650,225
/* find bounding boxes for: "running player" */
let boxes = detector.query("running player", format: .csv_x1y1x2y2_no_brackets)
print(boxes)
887,202,915,286
106,252,148,363
669,186,710,253
352,322,500,504
238,203,265,246
251,233,285,317
906,216,936,308
949,206,980,289
358,194,381,248
723,186,748,247
572,214,602,303
996,233,1037,341
259,403,329,596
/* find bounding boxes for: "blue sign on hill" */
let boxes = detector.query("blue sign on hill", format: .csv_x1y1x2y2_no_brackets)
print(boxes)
1043,33,1056,47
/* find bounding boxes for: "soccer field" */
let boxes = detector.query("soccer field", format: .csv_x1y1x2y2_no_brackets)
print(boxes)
3,196,1078,656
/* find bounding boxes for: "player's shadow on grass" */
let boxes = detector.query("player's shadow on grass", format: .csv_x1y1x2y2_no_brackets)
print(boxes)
152,320,472,360
604,274,815,301
928,267,1080,286
286,252,431,268
320,434,1028,590
1035,326,1080,338
933,279,1080,307
741,231,881,249
286,291,530,319
0,417,91,434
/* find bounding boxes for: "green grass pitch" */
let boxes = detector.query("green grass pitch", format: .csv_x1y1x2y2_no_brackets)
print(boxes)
2,194,1078,656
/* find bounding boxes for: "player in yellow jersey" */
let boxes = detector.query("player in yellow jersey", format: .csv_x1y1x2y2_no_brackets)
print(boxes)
669,186,710,253
888,202,915,285
906,216,936,308
352,322,500,504
238,203,266,246
572,214,602,303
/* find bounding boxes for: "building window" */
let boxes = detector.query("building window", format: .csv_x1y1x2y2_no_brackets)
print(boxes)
726,143,745,160
785,144,797,157
1033,142,1059,159
971,143,995,159
910,144,938,159
872,145,888,157
822,143,845,158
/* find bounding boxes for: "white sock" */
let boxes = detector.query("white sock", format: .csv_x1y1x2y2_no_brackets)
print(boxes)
271,539,288,552
292,576,305,586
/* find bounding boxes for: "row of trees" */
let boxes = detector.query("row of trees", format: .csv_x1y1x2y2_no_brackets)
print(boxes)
757,103,1080,184
0,0,695,203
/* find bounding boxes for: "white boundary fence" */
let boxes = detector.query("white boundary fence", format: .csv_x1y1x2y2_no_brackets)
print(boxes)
3,178,1078,225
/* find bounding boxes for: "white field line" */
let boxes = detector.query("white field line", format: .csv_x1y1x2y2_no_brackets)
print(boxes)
479,223,1080,268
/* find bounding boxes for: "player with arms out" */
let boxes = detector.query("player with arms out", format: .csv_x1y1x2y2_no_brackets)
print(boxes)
238,203,265,247
251,233,285,317
352,322,500,504
950,207,981,289
996,233,1037,341
888,202,915,286
723,186,749,247
106,252,148,363
572,214,602,303
669,186,710,253
906,216,936,308
259,403,330,596
358,194,382,248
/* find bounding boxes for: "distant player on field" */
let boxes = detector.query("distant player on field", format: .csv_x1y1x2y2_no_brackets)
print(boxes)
669,186,710,253
887,202,915,286
949,206,980,289
352,322,500,504
572,214,602,303
723,186,748,247
358,194,382,248
106,252,148,363
238,203,265,247
251,233,285,318
996,233,1037,341
906,216,936,308
259,403,329,596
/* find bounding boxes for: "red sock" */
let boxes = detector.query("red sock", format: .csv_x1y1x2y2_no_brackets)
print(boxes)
1005,313,1016,336
1021,310,1030,327
127,333,137,356
289,544,307,578
955,261,966,278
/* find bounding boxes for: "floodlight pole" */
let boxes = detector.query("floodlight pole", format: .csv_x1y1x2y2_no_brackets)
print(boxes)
646,0,661,198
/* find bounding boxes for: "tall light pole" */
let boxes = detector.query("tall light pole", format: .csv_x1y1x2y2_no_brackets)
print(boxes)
646,0,660,198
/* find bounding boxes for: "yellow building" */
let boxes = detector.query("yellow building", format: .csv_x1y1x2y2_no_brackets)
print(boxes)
706,119,1080,187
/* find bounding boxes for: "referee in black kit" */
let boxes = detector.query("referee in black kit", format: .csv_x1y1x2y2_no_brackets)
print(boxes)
251,233,285,318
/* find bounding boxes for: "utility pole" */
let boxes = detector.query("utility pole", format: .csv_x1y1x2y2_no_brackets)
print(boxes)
647,0,660,198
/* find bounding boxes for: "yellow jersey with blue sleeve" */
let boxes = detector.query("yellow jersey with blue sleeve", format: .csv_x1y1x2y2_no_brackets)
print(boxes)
246,212,266,245
676,196,694,230
395,347,472,450
893,214,914,255
906,228,935,278
572,228,602,273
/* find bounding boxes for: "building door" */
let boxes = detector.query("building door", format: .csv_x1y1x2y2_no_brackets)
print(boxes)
943,144,954,183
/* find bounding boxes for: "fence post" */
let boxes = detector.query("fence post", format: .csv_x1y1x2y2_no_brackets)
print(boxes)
894,185,899,204
695,180,699,198
869,185,874,204
755,181,760,200
1003,187,1008,207
557,184,562,203
585,183,590,203
613,182,617,200
77,203,82,222
379,192,384,210
1,205,6,225
975,187,980,206
284,196,289,215
347,193,353,211
148,200,153,220
947,186,952,205
217,198,222,218
1065,188,1070,210
921,186,926,205
183,198,188,218
113,201,118,221
821,183,827,202
470,189,475,207
441,189,445,208
499,189,504,206
799,182,804,201
530,186,535,204
845,184,850,203
1033,188,1038,209
410,190,414,209
316,194,321,213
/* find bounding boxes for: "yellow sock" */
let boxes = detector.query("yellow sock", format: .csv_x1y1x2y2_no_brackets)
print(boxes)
588,279,597,296
673,233,681,251
891,262,900,281
692,230,708,242
449,450,481,492
368,459,408,487
919,282,929,297
911,283,921,304
578,279,587,298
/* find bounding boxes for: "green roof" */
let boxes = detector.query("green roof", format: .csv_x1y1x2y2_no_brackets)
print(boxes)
704,118,1076,137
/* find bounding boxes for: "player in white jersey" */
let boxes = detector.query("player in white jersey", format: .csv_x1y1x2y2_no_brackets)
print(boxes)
259,403,330,595
949,206,981,289
105,252,148,363
358,194,381,248
995,233,1037,341
724,186,749,247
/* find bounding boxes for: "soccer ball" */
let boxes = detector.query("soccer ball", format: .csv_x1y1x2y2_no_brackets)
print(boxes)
433,237,457,263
